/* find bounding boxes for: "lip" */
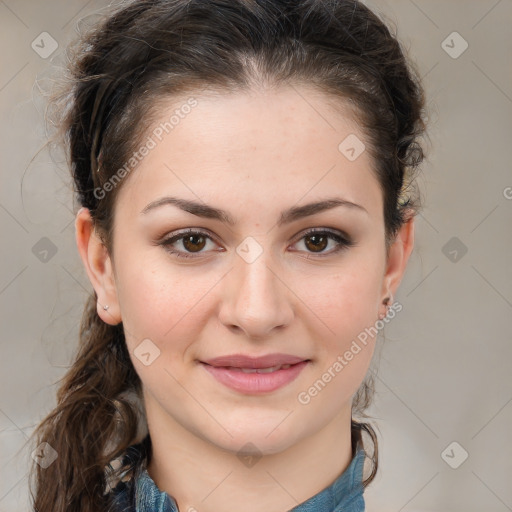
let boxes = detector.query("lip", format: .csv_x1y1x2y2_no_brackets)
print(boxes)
200,354,310,394
202,353,308,369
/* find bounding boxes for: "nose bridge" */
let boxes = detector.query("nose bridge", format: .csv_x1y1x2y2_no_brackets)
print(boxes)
219,238,293,337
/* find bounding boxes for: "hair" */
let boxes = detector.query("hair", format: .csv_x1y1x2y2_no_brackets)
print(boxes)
28,0,428,510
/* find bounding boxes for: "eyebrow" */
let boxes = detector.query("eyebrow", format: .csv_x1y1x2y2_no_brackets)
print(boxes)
140,196,368,226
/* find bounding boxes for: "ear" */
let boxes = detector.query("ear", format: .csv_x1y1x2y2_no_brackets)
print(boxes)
380,216,415,309
75,207,121,325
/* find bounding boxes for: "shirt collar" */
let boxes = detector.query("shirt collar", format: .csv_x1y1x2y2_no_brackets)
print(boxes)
133,444,365,512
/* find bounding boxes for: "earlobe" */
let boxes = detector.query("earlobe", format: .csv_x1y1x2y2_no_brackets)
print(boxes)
75,207,122,325
380,216,415,306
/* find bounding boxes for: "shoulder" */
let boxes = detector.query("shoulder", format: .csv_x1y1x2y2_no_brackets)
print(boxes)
107,478,136,512
105,436,151,511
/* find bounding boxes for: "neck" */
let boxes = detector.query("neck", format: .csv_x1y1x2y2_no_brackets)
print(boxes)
144,396,354,512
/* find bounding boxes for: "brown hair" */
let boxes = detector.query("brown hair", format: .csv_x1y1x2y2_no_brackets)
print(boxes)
28,0,427,510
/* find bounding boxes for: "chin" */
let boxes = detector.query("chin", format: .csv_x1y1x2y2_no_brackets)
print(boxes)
201,417,303,457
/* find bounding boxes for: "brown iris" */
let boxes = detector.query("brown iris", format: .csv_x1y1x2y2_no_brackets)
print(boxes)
303,233,328,253
182,233,207,252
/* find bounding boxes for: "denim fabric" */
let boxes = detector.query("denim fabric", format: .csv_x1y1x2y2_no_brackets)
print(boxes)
109,445,365,512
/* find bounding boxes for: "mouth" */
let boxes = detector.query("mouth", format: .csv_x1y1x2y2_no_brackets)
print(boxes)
199,355,311,394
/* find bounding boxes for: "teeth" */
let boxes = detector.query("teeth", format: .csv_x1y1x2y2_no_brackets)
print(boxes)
235,364,292,374
254,365,281,373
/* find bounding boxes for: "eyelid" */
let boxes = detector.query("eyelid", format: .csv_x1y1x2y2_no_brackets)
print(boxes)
291,226,352,245
157,226,354,259
157,228,221,253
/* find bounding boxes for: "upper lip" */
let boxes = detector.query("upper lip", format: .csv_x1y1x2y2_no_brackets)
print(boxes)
201,353,309,369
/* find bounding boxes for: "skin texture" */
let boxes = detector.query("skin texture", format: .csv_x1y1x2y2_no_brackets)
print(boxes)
75,84,414,512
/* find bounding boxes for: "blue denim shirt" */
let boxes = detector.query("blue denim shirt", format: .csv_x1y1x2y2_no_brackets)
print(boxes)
107,440,366,512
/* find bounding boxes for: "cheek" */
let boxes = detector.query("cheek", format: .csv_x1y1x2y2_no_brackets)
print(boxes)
294,267,382,411
299,262,383,343
115,254,210,352
293,256,384,401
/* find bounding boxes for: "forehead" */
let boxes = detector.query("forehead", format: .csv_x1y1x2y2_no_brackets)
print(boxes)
113,85,382,222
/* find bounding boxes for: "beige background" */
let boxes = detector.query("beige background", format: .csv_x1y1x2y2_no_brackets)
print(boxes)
1,0,511,511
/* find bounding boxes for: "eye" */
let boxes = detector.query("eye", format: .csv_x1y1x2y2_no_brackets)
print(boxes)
290,228,355,258
158,229,219,259
158,227,355,260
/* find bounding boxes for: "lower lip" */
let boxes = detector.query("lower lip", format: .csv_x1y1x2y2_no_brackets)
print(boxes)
201,361,309,394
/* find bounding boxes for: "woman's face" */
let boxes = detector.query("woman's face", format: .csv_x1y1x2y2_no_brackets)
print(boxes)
83,85,412,455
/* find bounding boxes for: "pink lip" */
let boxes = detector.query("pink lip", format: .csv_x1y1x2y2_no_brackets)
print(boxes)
200,354,310,394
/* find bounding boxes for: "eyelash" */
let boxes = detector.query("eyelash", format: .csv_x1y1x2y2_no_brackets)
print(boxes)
157,227,355,260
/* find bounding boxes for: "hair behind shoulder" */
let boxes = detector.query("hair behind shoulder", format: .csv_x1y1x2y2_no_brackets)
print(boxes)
28,293,147,510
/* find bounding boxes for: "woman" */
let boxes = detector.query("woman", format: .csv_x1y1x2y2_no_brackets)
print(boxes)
29,0,427,510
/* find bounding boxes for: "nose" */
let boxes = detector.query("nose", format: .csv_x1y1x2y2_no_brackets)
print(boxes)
218,246,294,340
